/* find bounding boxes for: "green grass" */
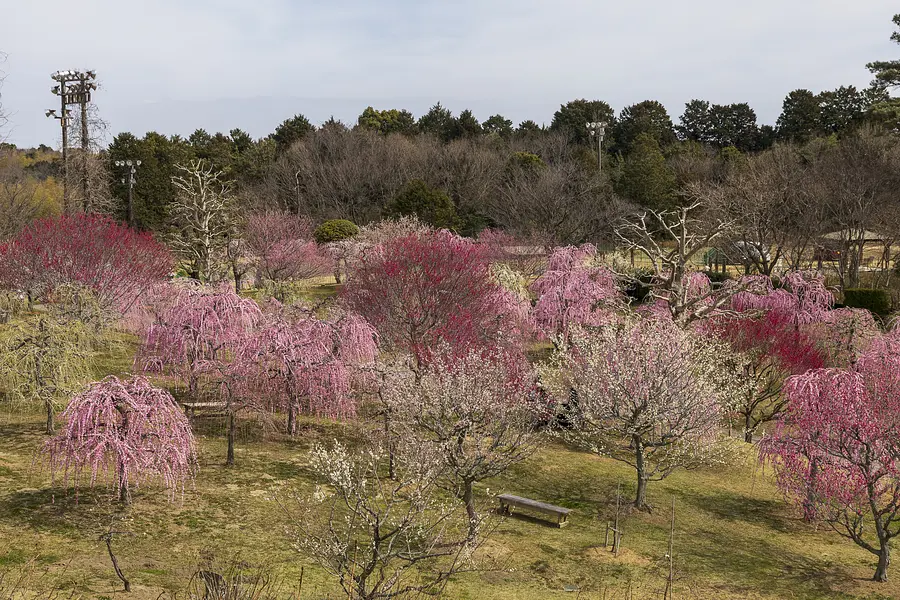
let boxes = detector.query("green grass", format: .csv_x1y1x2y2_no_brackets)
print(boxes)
1,407,898,600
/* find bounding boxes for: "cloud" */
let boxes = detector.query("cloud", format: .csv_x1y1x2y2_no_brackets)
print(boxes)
1,0,896,146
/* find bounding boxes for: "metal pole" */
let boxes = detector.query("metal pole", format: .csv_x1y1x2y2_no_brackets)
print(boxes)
60,81,69,214
80,78,90,212
598,134,603,173
126,169,134,226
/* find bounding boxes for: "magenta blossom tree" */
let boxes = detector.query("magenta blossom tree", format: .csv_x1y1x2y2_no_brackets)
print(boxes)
531,244,622,341
342,230,529,369
43,376,198,504
762,344,900,582
237,308,378,435
0,214,172,314
138,285,262,396
548,317,737,510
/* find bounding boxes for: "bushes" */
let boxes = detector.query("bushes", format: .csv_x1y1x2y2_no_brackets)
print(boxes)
843,288,891,315
314,219,359,244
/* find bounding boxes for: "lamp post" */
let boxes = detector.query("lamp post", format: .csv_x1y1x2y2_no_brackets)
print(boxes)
49,70,97,213
114,159,141,226
585,121,607,173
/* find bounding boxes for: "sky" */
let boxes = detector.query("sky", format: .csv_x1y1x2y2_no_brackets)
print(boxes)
0,0,897,148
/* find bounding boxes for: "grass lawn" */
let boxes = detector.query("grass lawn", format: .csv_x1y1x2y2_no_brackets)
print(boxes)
1,403,898,600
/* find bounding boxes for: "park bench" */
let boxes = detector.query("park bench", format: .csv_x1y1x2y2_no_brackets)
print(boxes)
181,402,228,418
498,493,571,528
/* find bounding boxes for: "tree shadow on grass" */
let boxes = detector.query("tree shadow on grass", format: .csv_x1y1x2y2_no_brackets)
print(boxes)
0,486,122,535
673,487,798,534
671,490,864,599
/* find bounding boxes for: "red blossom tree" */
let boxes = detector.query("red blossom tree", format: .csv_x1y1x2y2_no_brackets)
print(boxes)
342,230,529,368
236,308,377,436
43,376,198,504
244,210,332,299
531,244,622,340
0,214,172,314
762,344,900,582
706,273,830,442
137,285,262,396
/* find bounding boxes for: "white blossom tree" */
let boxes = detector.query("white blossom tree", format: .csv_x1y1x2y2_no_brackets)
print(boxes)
546,317,739,510
289,440,477,600
386,347,541,541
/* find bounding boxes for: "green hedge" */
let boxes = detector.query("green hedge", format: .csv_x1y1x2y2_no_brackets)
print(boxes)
843,288,891,315
314,219,359,244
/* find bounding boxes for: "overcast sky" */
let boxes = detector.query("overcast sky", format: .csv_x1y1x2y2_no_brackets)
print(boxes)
1,0,897,148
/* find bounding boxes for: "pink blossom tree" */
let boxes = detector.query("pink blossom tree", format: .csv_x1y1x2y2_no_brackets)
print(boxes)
762,346,900,582
244,210,332,300
0,214,172,315
531,244,622,341
137,285,262,397
548,318,737,510
387,346,541,540
237,308,377,436
43,376,198,504
342,230,529,369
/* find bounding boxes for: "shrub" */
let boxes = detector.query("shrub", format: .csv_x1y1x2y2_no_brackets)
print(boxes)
843,288,891,316
314,219,359,244
385,180,458,230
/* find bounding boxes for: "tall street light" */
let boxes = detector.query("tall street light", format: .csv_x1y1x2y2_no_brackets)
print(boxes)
115,159,141,226
49,69,97,213
585,121,607,173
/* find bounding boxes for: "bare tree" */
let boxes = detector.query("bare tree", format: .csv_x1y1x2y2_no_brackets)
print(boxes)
288,439,479,600
712,144,811,275
66,101,113,214
811,128,900,289
492,155,625,246
616,199,737,324
168,159,234,282
0,151,44,240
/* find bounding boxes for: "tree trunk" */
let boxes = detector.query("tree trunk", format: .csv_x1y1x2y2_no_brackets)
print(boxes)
463,478,478,542
44,398,54,435
744,413,754,443
634,436,649,510
382,408,395,480
118,461,129,504
226,411,236,466
287,404,296,436
875,543,891,582
803,456,819,522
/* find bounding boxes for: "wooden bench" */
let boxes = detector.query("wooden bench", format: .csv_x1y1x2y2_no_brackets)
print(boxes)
498,493,571,528
181,402,228,418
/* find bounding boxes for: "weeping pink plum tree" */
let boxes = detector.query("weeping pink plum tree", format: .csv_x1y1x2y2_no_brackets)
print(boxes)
549,317,736,510
138,285,262,396
762,344,900,582
238,309,377,436
43,376,198,504
531,244,622,341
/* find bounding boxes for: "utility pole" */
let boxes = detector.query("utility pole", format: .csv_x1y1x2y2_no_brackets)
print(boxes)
114,159,141,226
585,120,607,173
49,70,97,213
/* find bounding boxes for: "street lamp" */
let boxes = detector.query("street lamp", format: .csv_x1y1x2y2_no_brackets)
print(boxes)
114,159,141,226
585,121,607,173
50,69,98,213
